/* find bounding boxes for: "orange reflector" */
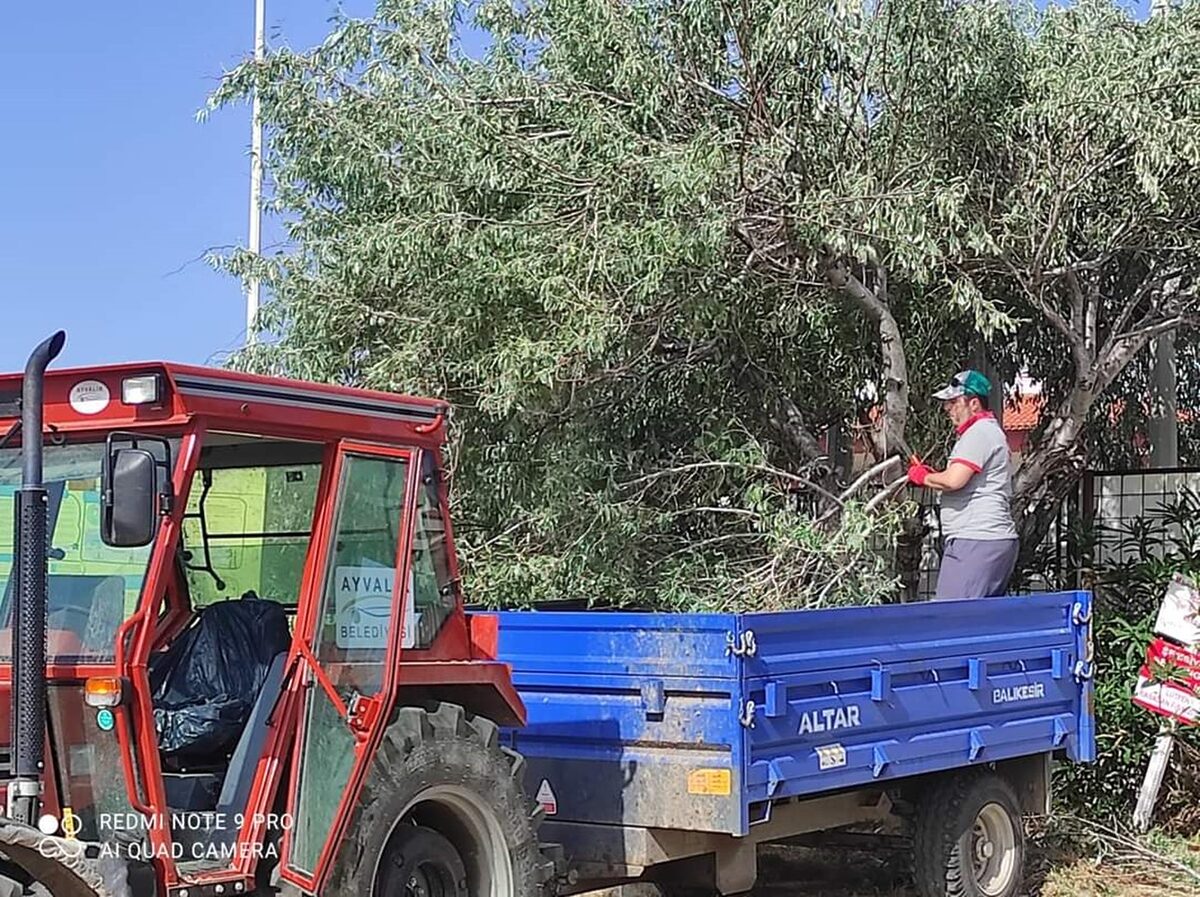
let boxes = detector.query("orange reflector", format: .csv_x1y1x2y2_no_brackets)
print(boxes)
84,677,123,708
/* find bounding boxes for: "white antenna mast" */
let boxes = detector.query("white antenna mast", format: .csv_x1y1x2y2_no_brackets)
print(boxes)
246,0,265,345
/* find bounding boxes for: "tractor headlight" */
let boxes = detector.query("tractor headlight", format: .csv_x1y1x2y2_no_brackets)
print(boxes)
121,374,162,406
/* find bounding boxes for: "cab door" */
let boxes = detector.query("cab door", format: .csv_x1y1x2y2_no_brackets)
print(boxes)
279,442,417,891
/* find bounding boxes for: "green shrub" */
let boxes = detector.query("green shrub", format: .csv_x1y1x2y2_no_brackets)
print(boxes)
1055,489,1200,826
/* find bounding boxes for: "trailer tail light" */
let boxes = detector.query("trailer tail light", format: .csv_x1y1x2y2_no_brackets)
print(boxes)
83,677,125,708
121,374,162,406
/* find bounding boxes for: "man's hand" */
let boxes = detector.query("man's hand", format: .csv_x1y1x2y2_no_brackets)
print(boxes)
908,461,933,487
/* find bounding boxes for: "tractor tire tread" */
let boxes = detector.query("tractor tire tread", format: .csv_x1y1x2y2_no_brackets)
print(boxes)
327,700,556,897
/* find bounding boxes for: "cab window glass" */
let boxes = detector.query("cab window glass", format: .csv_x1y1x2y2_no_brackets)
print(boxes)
0,441,177,661
290,452,409,874
181,463,320,609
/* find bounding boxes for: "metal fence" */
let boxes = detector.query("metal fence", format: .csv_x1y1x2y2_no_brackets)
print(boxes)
1087,468,1200,565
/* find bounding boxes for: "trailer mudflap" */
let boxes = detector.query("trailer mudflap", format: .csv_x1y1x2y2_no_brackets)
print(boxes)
0,822,133,897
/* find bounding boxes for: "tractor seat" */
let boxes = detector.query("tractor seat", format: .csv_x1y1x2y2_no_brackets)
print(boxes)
164,652,288,852
150,595,291,771
214,651,288,825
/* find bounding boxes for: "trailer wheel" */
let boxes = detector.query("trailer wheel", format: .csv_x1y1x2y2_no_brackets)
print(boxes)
325,702,555,897
913,772,1025,897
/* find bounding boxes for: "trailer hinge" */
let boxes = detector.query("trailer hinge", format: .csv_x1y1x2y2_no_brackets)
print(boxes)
1071,602,1092,626
726,630,757,657
1073,660,1093,683
738,700,757,728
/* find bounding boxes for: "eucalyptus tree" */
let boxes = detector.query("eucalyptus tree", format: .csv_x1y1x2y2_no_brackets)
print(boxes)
209,0,1200,605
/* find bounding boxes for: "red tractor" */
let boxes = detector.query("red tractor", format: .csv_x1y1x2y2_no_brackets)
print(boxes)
0,333,555,897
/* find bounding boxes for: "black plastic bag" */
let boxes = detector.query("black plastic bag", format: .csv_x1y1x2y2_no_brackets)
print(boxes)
149,595,290,761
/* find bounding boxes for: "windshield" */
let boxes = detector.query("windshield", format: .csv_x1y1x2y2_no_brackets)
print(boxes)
0,441,174,663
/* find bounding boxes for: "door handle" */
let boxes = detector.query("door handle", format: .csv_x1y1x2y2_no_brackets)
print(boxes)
347,692,382,738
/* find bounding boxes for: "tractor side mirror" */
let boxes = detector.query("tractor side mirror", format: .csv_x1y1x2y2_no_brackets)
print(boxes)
101,434,173,548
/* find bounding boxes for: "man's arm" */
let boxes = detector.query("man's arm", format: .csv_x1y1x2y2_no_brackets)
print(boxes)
911,425,991,492
923,461,977,493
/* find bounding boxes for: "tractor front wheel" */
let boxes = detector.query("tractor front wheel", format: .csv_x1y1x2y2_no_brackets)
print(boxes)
325,702,554,897
378,825,469,897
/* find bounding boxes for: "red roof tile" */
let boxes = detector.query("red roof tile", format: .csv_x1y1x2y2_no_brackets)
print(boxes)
1003,395,1044,432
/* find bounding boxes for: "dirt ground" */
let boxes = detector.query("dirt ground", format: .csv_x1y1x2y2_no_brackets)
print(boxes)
586,838,1200,897
1038,860,1199,897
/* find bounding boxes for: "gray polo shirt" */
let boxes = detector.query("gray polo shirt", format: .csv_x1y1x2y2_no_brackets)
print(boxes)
939,414,1018,541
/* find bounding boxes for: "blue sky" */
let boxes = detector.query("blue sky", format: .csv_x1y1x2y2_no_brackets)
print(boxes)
0,2,374,373
0,1,1152,374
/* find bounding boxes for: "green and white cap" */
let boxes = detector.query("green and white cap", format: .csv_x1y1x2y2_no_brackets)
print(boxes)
932,370,991,401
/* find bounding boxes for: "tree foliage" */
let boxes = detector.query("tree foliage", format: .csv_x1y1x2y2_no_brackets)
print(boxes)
208,0,1200,608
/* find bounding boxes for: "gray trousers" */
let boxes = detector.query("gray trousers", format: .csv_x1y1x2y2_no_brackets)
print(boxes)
934,537,1019,601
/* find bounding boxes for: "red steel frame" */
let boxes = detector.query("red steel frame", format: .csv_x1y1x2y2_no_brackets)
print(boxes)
0,361,526,896
278,440,417,892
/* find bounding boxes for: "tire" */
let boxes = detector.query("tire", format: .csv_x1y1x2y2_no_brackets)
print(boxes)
0,861,50,897
325,702,555,897
377,825,469,897
913,772,1025,897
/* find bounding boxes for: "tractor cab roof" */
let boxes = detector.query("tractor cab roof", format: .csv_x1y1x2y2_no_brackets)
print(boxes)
0,361,449,446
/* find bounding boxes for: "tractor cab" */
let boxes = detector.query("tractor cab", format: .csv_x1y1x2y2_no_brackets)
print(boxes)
0,334,527,897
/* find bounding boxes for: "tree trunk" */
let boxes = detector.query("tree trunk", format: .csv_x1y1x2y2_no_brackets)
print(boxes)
1011,386,1093,573
822,257,918,594
1011,306,1190,568
879,307,910,458
823,258,909,458
1150,332,1179,467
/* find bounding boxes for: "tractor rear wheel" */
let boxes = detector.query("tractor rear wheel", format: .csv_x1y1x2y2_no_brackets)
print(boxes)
325,702,555,897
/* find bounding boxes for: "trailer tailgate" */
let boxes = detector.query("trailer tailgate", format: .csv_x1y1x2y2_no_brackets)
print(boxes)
741,591,1095,814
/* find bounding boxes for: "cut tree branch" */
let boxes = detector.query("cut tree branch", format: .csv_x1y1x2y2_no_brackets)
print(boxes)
620,460,822,491
839,456,903,503
864,475,910,514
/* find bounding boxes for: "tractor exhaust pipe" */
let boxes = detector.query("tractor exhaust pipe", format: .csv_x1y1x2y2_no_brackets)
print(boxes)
8,330,66,826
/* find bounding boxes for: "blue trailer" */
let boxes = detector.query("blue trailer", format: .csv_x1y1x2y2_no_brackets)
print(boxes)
496,591,1095,897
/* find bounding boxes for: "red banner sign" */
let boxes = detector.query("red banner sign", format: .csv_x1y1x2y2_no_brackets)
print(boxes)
1132,637,1200,727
